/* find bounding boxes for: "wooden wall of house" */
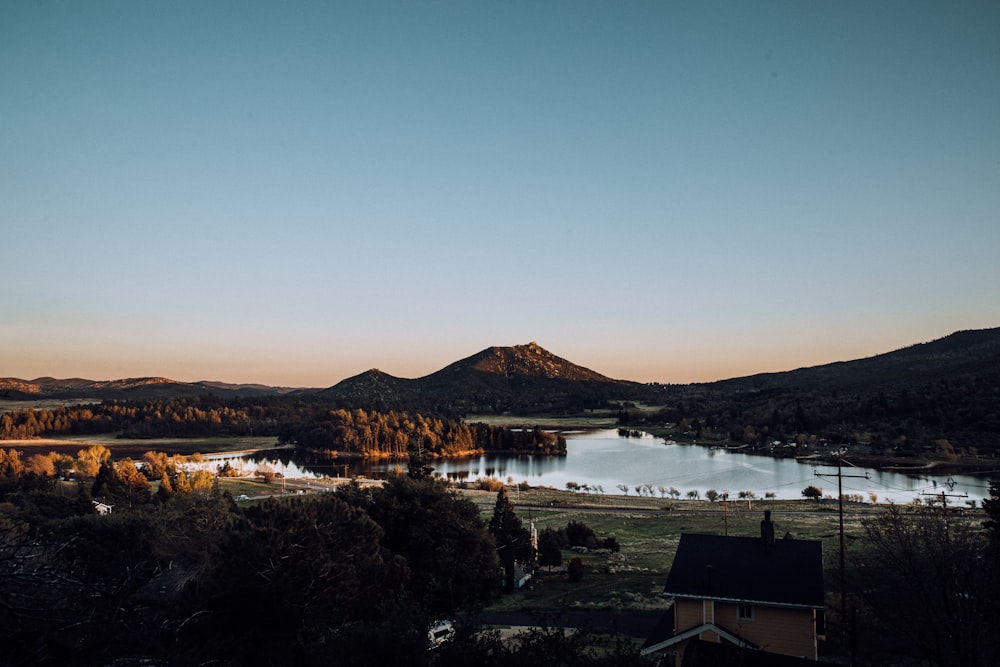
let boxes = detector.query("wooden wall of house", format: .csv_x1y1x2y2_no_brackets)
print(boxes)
674,597,706,630
715,601,817,660
671,597,818,661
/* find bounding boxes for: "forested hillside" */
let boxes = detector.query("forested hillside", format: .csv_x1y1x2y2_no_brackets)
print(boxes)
0,396,565,457
3,330,998,464
621,329,1000,461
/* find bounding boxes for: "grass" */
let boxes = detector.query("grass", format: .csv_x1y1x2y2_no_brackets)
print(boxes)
3,433,283,458
217,477,290,499
469,486,954,618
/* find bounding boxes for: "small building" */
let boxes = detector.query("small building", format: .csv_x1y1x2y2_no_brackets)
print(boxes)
92,500,113,515
642,511,825,665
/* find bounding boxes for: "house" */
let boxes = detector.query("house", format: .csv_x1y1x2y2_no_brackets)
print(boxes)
642,511,825,665
92,500,113,515
513,563,534,590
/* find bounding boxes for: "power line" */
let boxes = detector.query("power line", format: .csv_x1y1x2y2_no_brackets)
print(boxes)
815,451,869,664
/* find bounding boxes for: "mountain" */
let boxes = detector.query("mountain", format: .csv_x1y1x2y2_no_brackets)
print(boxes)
4,329,998,415
323,342,641,413
323,369,417,405
0,376,300,401
709,328,1000,396
195,381,304,397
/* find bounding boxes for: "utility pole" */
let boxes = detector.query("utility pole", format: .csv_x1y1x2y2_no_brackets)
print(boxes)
920,477,967,510
722,491,729,536
920,487,969,550
816,451,869,663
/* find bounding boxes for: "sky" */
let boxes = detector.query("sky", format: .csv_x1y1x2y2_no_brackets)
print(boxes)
2,1,999,388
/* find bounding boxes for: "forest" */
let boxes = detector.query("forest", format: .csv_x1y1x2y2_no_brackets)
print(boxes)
0,396,566,458
0,450,644,666
619,376,1000,463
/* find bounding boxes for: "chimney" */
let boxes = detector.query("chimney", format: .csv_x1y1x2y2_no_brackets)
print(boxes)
761,510,776,549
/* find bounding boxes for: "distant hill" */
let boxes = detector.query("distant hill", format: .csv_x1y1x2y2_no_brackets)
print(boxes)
0,376,300,401
640,328,1000,460
4,329,998,421
709,328,1000,396
323,342,642,413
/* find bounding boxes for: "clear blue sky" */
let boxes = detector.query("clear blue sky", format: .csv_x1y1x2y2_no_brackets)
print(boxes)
2,1,998,387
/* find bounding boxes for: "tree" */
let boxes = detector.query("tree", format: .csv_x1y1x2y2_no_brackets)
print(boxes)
75,445,110,478
188,469,214,492
348,473,499,613
174,470,192,494
567,557,584,582
141,450,171,481
858,505,998,666
537,529,562,570
116,458,152,507
565,521,598,549
91,461,122,501
488,487,529,592
24,453,55,477
156,472,174,502
183,495,393,664
706,489,719,502
983,479,1000,542
802,485,823,500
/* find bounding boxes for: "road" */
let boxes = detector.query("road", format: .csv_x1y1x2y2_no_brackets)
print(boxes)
475,610,663,639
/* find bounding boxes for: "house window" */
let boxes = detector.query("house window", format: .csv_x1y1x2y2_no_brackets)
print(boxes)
737,604,754,621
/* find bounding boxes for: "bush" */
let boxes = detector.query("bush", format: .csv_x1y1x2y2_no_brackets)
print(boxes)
802,485,823,500
601,534,621,553
565,520,598,549
477,478,505,492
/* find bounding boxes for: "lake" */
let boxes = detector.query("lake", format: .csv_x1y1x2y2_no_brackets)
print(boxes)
211,429,993,505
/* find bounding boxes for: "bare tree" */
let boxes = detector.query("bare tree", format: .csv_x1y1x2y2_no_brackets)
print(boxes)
857,505,997,666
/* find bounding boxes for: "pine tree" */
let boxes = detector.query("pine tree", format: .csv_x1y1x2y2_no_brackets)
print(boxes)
175,470,193,494
157,472,174,502
489,487,529,591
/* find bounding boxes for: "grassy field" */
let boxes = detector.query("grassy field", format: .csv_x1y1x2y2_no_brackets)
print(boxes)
464,486,978,618
0,398,101,413
1,434,283,458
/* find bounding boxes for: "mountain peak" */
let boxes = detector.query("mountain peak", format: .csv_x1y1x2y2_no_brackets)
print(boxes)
454,343,613,382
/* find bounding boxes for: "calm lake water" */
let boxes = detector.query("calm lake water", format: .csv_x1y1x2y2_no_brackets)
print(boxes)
213,429,993,504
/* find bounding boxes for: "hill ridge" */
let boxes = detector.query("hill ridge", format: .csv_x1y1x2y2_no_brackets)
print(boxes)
3,328,998,405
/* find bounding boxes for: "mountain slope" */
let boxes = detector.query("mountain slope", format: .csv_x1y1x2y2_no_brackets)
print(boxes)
0,376,296,401
322,369,417,406
322,342,638,413
4,329,998,415
428,342,614,383
710,328,1000,395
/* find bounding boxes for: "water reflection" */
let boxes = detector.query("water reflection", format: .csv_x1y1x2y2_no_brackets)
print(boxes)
208,429,992,504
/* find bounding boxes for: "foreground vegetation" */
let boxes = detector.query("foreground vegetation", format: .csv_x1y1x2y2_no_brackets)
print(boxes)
3,434,998,666
2,390,1000,665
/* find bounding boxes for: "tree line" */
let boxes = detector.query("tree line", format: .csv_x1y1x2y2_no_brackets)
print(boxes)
284,408,565,457
0,397,566,457
619,378,1000,461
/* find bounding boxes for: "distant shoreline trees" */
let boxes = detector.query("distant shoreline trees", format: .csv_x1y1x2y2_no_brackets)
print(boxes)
0,397,567,459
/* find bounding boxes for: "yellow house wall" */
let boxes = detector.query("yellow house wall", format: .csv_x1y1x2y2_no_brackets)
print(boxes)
716,601,817,659
672,598,817,661
674,598,706,631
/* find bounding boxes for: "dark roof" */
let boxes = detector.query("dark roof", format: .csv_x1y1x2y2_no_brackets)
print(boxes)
131,566,193,605
663,533,824,609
